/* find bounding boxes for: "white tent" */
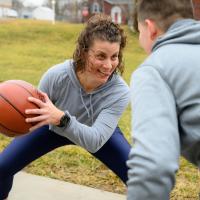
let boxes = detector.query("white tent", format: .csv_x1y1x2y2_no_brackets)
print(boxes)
32,6,54,21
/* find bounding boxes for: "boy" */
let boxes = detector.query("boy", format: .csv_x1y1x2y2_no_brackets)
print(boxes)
127,0,200,199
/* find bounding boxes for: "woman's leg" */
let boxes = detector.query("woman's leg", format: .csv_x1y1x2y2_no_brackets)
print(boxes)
0,125,73,199
92,127,131,184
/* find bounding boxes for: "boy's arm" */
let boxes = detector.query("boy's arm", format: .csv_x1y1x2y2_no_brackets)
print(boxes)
127,66,180,200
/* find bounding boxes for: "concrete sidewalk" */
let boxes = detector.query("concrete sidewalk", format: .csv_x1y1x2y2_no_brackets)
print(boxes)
8,172,126,200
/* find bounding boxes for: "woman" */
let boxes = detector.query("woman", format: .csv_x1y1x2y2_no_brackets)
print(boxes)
0,14,131,199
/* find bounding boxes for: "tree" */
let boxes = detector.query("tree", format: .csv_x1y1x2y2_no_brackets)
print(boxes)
12,0,24,10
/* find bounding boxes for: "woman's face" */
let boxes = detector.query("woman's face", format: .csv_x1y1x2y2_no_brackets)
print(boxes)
85,39,120,85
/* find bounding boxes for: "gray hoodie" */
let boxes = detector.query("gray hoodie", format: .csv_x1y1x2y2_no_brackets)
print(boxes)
127,19,200,200
39,60,130,153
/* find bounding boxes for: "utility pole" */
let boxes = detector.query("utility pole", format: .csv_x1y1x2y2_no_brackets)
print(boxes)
74,0,78,22
52,0,56,24
101,0,104,13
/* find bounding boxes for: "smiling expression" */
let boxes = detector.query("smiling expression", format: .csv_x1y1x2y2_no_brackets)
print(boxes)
87,40,119,80
77,39,120,92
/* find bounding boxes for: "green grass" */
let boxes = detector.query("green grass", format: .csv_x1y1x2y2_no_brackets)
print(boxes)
0,19,199,199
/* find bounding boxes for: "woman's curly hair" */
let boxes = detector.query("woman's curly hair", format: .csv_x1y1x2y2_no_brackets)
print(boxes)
73,13,127,75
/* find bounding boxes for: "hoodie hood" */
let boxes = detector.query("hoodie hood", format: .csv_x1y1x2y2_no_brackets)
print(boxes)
65,60,121,124
39,59,130,153
152,19,200,52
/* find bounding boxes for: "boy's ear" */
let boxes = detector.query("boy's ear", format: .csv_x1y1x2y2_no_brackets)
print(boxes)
145,19,161,41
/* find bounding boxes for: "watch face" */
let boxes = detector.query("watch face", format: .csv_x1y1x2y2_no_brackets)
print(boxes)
58,113,70,127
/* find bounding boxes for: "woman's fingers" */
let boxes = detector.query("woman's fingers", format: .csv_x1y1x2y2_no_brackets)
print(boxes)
27,97,45,108
38,91,50,103
25,115,48,123
25,108,42,115
25,92,63,127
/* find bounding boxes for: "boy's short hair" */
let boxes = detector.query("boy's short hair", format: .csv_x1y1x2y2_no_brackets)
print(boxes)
134,0,194,32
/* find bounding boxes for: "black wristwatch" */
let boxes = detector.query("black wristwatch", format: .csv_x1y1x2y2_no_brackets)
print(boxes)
57,112,70,127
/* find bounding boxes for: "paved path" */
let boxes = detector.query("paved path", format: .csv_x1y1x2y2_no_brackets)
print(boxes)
8,172,126,200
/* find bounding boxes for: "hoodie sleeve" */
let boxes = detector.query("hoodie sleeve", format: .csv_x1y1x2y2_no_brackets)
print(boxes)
38,63,130,153
127,66,180,200
52,88,130,153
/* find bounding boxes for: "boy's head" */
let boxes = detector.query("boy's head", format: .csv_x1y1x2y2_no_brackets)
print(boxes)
134,0,194,54
135,0,194,32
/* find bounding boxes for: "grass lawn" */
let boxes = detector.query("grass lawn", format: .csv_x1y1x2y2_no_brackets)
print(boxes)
0,19,199,199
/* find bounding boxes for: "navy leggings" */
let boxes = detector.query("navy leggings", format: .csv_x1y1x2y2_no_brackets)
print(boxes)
0,125,131,199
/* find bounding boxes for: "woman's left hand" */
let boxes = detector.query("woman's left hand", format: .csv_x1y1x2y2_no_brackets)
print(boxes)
25,91,64,132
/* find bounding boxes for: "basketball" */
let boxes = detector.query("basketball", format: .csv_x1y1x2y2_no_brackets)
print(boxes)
0,80,44,137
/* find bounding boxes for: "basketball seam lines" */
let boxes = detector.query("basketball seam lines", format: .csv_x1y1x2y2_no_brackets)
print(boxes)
0,82,42,133
0,94,29,134
0,94,36,128
0,94,27,119
7,82,43,104
7,82,36,97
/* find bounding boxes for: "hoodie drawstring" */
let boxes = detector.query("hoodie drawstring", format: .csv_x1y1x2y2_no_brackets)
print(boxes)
89,94,94,124
79,88,94,123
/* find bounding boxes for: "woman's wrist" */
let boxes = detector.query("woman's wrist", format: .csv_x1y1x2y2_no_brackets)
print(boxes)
57,111,71,127
54,111,65,126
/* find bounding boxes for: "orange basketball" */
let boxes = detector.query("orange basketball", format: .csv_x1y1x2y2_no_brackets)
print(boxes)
0,80,44,137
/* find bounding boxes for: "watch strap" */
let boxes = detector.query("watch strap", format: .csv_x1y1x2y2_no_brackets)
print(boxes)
57,112,70,127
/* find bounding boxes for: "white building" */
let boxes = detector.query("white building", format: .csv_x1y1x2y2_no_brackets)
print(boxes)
0,0,18,18
0,7,18,17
